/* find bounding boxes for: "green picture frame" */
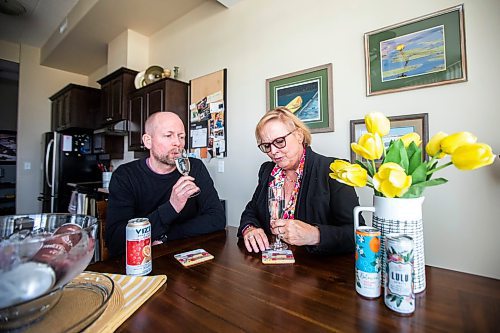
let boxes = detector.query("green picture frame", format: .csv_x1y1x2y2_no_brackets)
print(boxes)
266,64,334,133
365,5,467,96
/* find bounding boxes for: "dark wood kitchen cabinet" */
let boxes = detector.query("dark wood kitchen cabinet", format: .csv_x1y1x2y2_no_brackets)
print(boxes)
93,133,124,159
49,84,101,131
128,78,188,151
97,67,138,126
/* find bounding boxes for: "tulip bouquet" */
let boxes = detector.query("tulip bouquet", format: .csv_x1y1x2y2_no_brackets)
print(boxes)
330,112,496,198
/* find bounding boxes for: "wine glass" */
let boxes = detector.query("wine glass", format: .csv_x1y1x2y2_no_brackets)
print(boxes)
268,186,288,250
175,149,200,197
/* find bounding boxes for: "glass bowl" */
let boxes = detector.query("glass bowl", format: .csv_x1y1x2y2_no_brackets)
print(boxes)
0,214,98,330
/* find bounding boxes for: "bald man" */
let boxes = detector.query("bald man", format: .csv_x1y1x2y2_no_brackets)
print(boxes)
106,112,226,257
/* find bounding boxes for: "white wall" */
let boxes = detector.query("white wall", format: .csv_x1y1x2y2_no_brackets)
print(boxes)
0,41,89,214
149,0,500,278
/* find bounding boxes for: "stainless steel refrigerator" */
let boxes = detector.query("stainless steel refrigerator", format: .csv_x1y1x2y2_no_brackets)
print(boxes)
39,132,99,213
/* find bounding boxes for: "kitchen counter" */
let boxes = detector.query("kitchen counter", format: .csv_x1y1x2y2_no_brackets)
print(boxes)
68,182,109,194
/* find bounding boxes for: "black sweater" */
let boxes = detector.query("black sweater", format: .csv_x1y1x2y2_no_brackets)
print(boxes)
239,147,362,255
106,158,226,257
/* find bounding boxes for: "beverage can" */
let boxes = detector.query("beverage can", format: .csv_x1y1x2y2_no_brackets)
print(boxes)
355,226,381,298
33,223,83,265
126,218,152,276
384,233,415,315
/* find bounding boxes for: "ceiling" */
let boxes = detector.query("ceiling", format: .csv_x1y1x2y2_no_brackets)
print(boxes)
0,0,236,75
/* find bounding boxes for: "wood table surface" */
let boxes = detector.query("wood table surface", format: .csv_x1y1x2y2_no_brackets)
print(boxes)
89,227,499,332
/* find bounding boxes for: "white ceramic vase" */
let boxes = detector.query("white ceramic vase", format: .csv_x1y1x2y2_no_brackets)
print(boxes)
354,196,426,293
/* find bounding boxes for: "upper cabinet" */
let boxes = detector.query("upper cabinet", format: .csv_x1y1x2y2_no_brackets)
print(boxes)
97,67,138,126
128,78,189,151
49,84,101,132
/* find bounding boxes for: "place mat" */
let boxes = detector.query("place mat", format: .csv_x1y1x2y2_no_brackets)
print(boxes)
85,273,167,333
84,280,125,333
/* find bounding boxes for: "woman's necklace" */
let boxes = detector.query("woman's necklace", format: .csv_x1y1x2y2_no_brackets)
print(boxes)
285,174,297,184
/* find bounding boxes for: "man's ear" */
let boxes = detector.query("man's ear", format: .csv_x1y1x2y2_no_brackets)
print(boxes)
142,133,152,149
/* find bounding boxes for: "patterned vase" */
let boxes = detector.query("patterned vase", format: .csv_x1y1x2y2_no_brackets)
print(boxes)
354,196,426,293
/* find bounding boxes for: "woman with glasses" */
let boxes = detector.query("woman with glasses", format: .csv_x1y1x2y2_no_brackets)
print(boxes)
238,107,363,255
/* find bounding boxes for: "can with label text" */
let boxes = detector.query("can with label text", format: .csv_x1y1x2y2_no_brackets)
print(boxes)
355,226,381,298
126,218,152,276
384,233,415,315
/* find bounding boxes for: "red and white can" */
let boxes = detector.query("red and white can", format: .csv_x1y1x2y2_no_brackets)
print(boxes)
126,218,152,276
33,223,83,266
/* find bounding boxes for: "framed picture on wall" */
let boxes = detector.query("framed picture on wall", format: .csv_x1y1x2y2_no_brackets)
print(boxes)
266,63,334,133
0,130,16,164
350,113,429,164
364,5,467,96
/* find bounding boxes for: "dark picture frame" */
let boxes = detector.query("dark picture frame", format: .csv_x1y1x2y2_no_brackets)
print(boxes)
266,64,334,133
350,113,429,164
364,5,467,96
0,130,16,164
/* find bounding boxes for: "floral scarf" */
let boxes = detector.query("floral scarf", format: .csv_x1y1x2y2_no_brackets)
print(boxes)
268,148,306,219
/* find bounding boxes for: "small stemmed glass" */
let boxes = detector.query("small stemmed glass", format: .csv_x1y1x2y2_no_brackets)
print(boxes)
175,149,200,197
268,186,288,250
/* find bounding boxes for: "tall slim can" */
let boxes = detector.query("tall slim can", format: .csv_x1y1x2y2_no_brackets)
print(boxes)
385,233,415,315
355,226,381,298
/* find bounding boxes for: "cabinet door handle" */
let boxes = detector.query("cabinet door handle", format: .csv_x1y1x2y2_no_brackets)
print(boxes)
106,117,112,121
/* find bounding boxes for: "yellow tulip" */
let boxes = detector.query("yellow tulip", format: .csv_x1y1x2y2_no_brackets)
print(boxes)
396,44,405,51
451,143,496,170
329,160,368,187
426,132,448,159
365,112,390,137
400,133,422,148
440,132,477,155
373,162,412,198
351,133,384,160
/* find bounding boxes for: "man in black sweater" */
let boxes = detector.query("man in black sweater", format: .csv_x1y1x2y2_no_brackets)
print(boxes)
105,112,226,257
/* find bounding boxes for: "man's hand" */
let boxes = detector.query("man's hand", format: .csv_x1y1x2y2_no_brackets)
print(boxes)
170,176,200,212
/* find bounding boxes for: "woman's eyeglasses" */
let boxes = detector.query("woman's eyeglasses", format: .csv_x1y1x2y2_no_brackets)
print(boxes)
258,130,295,153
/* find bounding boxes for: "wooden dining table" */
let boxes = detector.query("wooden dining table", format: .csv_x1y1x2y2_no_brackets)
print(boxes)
89,227,499,332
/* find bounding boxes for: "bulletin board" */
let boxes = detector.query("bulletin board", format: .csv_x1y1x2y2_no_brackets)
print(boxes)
189,69,227,159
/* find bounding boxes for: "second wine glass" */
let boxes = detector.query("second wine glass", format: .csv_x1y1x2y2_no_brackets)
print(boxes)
268,186,288,250
175,149,200,197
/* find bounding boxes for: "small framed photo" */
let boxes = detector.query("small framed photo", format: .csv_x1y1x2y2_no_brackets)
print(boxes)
266,64,334,133
364,5,467,96
350,113,429,164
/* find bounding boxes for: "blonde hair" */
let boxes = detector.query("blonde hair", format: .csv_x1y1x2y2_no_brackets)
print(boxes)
255,107,312,146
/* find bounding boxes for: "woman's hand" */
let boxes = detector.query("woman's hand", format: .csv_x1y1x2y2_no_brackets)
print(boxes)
270,219,320,246
243,226,269,253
